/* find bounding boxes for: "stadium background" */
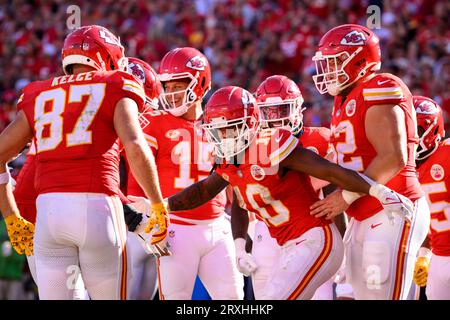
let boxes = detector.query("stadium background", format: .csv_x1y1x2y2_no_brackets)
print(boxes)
0,0,449,299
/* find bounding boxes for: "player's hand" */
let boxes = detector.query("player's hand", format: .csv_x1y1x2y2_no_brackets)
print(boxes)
234,238,257,276
310,190,349,220
413,248,431,287
369,184,413,224
145,201,170,245
133,212,171,257
128,196,151,216
4,214,34,256
127,199,171,257
236,252,258,276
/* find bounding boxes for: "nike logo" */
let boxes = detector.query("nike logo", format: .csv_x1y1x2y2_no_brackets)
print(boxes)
295,239,307,246
377,80,390,85
275,136,283,143
370,223,382,229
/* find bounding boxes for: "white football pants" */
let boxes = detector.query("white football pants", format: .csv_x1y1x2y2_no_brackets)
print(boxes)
344,197,430,300
252,220,338,300
127,232,158,300
260,223,344,300
157,216,244,300
426,254,450,299
34,193,130,300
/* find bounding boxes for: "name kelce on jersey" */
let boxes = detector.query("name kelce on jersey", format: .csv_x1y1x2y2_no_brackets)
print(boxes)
51,72,94,87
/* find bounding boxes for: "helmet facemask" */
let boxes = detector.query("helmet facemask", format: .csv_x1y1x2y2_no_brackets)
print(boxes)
416,120,443,160
258,96,305,135
137,98,159,130
312,51,352,96
312,47,378,96
158,73,199,117
201,116,258,160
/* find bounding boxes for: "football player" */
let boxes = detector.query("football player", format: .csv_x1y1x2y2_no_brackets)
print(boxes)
165,85,413,300
412,96,450,299
310,24,430,299
230,75,335,299
128,48,244,300
123,57,162,300
0,25,168,300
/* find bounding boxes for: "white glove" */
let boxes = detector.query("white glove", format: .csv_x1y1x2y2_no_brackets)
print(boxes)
369,184,414,224
129,196,171,257
235,238,257,277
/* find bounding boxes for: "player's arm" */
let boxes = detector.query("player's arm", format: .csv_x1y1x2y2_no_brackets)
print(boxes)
314,104,409,214
281,146,413,221
364,104,408,183
280,147,372,194
309,148,335,191
114,97,163,205
231,194,249,241
231,192,257,276
0,111,33,218
167,172,229,211
0,110,34,256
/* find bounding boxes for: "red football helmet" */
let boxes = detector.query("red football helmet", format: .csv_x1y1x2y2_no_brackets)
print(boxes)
414,95,445,160
62,25,127,75
201,86,259,159
255,75,305,135
158,47,211,116
127,57,163,128
312,24,381,96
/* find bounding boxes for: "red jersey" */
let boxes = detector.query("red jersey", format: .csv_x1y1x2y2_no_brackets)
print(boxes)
14,142,38,223
330,73,423,221
417,139,450,256
215,128,330,246
17,70,145,196
126,110,226,223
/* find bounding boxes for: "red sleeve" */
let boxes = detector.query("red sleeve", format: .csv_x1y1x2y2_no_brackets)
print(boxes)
362,74,406,108
268,128,300,166
108,71,146,115
15,82,37,134
301,127,331,157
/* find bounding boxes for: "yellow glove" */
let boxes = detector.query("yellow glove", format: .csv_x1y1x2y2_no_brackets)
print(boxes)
4,214,34,256
413,248,431,287
144,201,170,245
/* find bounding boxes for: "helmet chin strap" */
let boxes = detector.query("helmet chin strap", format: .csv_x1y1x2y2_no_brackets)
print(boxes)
96,52,106,71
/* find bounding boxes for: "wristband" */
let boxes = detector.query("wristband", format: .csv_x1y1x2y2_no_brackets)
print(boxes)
418,247,432,260
341,190,362,205
369,183,384,198
0,171,11,185
234,238,246,253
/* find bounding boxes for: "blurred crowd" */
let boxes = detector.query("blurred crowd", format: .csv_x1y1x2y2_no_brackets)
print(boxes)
0,0,449,132
0,0,449,300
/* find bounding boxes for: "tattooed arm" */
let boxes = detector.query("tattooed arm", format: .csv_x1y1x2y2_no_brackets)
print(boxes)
168,172,229,211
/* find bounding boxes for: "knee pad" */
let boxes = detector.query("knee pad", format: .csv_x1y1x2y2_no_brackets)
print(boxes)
362,241,391,289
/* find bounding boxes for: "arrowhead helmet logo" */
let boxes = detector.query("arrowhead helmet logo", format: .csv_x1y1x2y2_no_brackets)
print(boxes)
416,100,438,115
127,63,146,84
186,55,207,71
340,30,366,46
